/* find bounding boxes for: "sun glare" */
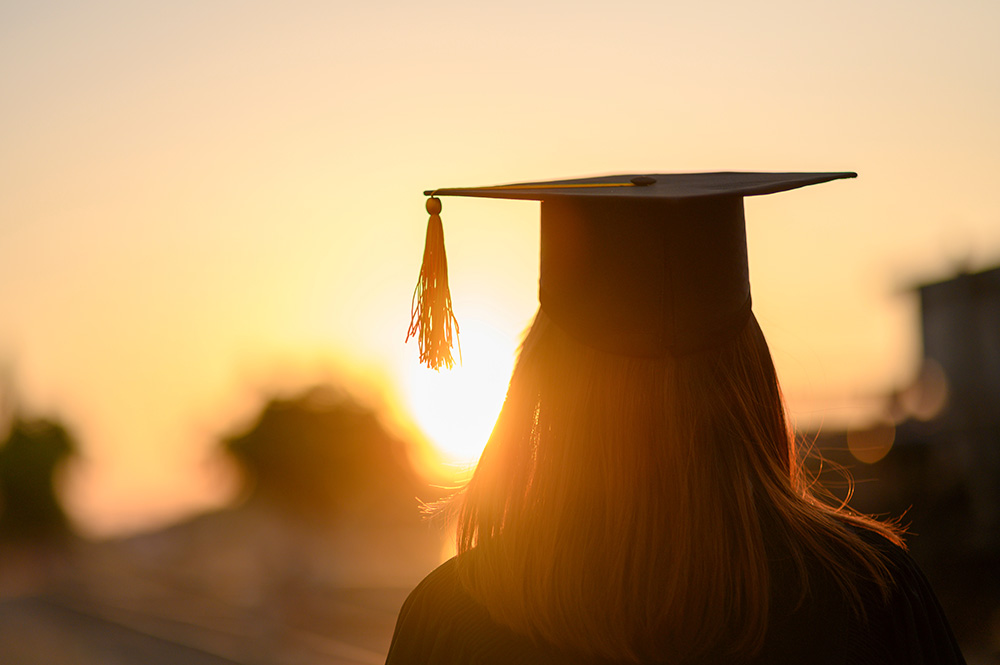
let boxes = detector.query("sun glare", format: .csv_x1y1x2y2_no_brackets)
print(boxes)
403,317,517,470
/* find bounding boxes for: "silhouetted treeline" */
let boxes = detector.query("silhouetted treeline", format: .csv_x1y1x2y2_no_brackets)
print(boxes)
223,385,429,523
0,416,78,543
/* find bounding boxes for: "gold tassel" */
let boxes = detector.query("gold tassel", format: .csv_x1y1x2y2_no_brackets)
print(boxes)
406,196,460,370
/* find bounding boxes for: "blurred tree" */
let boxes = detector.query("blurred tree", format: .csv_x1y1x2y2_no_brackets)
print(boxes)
223,385,427,523
0,416,78,542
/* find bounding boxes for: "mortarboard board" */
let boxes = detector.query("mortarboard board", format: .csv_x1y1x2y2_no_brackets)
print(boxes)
407,171,856,369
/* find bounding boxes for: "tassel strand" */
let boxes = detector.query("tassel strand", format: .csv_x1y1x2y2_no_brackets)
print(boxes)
406,196,460,370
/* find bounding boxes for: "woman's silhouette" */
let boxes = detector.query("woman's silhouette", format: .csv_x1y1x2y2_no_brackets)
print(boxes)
389,172,966,664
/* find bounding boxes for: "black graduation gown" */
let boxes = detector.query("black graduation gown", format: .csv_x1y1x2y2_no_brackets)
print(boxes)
385,532,966,665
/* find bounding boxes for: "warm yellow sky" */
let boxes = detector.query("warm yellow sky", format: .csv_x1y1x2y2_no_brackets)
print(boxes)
2,0,999,536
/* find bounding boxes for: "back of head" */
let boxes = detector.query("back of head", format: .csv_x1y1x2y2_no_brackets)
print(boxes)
455,310,898,663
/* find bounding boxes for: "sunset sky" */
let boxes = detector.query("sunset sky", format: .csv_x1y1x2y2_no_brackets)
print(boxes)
2,0,999,536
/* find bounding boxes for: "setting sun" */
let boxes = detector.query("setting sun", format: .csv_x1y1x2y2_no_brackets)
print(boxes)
402,316,518,469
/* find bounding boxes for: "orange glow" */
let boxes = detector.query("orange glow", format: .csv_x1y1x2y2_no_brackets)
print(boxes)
3,1,999,536
402,317,516,469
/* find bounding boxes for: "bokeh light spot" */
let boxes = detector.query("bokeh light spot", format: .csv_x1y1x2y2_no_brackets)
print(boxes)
847,420,896,465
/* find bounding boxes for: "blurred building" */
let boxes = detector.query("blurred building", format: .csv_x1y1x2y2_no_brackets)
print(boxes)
915,266,1000,551
807,265,1000,657
811,265,1000,554
920,266,1000,429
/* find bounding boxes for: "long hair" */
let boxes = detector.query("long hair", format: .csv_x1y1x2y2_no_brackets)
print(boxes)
453,310,902,663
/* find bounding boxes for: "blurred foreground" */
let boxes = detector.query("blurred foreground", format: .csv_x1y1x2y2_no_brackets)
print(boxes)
0,387,445,664
0,504,441,664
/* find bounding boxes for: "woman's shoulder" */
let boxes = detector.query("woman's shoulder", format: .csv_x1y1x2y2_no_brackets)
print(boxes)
856,526,966,663
397,556,465,612
755,521,966,665
386,557,473,649
385,556,576,665
816,522,966,664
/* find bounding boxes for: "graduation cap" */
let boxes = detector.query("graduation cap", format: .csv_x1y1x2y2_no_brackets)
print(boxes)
407,172,856,369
